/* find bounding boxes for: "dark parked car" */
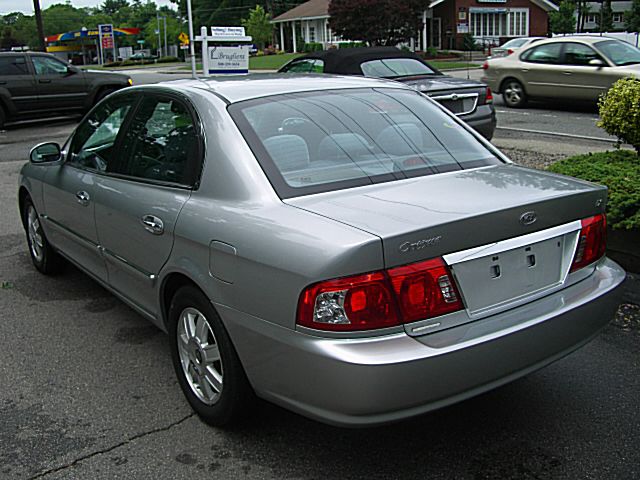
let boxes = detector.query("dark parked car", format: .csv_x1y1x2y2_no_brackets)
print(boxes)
279,47,496,140
0,51,132,128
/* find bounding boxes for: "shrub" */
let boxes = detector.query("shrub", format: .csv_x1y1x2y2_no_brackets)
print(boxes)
548,150,640,230
598,78,640,154
103,61,121,67
303,42,323,52
158,56,179,63
426,47,438,57
338,41,365,49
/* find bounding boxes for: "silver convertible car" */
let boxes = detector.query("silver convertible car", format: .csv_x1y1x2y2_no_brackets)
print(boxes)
19,75,625,427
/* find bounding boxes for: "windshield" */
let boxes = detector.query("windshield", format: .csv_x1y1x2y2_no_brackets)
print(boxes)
229,88,502,198
360,58,436,78
596,40,640,66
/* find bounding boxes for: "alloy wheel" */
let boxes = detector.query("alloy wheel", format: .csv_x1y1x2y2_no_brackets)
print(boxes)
176,307,224,405
27,205,44,263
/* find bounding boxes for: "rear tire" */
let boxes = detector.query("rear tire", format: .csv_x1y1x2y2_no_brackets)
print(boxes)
23,197,65,275
502,79,527,108
169,285,254,427
0,106,6,130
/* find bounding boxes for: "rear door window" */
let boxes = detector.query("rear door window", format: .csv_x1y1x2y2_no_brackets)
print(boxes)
0,56,28,75
113,95,200,186
229,87,502,198
521,43,562,64
563,43,603,65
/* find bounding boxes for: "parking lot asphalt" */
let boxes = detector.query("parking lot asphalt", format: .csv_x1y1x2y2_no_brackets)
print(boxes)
0,72,639,480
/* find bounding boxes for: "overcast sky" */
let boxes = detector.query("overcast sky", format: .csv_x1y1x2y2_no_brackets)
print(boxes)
1,0,176,15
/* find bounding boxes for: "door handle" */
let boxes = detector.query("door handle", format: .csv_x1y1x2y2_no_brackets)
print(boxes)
0,81,6,85
75,190,90,206
141,215,164,235
38,79,51,84
563,71,572,75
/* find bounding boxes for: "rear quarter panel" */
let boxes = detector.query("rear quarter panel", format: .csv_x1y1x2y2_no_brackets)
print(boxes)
160,89,383,330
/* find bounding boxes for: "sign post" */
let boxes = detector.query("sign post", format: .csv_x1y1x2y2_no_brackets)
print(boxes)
98,24,115,64
195,26,252,77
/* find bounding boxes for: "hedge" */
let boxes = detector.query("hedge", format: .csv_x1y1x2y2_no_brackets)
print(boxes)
548,150,640,230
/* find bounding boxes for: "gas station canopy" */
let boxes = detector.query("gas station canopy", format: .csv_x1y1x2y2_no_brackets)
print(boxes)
45,27,141,43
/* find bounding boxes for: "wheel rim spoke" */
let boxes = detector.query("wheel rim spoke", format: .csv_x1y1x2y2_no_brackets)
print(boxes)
195,316,209,343
204,367,223,394
202,344,220,364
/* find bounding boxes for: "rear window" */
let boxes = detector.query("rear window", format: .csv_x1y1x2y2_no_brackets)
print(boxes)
229,88,502,198
360,58,436,78
0,56,28,75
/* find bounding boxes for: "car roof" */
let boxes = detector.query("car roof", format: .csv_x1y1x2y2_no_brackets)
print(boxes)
285,47,427,75
530,35,623,46
161,73,410,103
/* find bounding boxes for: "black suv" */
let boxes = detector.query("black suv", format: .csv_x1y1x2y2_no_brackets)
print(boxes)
0,52,132,128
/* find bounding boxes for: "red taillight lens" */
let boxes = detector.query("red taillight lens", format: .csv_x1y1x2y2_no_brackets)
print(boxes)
297,258,463,331
482,61,489,70
571,214,607,272
485,87,493,103
297,271,399,331
388,258,463,323
507,48,514,55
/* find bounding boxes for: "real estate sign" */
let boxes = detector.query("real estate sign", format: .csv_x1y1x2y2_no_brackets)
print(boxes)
207,45,250,74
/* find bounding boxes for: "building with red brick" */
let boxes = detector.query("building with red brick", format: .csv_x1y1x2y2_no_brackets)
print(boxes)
272,0,558,51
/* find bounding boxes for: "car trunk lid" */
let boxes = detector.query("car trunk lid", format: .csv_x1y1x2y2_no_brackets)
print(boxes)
286,165,607,318
399,75,487,115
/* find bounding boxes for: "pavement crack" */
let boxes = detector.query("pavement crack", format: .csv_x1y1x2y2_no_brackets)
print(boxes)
27,412,196,479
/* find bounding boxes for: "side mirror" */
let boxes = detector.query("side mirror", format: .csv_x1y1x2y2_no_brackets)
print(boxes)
589,59,605,68
66,65,79,75
30,142,61,163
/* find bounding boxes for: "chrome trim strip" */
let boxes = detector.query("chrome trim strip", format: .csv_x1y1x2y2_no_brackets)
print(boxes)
102,247,157,285
442,220,582,265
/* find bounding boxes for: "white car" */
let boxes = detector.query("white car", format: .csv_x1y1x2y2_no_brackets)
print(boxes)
491,37,545,58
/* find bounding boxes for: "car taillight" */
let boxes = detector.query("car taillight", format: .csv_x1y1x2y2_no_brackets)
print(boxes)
507,48,514,55
570,214,607,272
481,87,493,105
297,258,463,331
387,258,463,323
482,61,489,70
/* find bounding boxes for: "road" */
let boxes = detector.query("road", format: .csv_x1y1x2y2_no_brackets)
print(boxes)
0,69,638,480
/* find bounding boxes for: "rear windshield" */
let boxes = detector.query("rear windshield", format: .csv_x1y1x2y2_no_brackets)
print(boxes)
501,38,529,48
360,58,436,78
228,88,503,198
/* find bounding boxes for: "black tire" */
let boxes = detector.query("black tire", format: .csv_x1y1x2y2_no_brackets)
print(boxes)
23,197,65,275
94,87,117,105
169,285,254,427
0,106,6,130
501,79,527,108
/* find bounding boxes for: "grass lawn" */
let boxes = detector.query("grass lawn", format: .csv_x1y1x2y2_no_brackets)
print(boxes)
430,61,480,70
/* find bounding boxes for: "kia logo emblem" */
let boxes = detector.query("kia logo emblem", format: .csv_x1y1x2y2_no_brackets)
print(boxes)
520,211,537,226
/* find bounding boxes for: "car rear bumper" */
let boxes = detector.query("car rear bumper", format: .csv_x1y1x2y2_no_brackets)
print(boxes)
218,258,625,427
461,104,496,140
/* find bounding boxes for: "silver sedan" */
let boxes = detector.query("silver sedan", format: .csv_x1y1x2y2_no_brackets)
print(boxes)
19,75,625,427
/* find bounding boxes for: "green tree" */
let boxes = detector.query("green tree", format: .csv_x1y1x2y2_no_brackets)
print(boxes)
241,5,272,48
626,0,640,32
144,15,182,54
600,0,613,32
0,27,20,49
550,0,576,34
329,0,423,46
101,0,130,16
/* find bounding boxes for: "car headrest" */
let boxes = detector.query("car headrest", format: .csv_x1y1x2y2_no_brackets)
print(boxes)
263,135,310,172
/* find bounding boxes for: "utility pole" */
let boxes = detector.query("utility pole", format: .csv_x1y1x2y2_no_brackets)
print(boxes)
186,0,197,77
156,12,162,56
33,0,46,52
163,16,168,58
